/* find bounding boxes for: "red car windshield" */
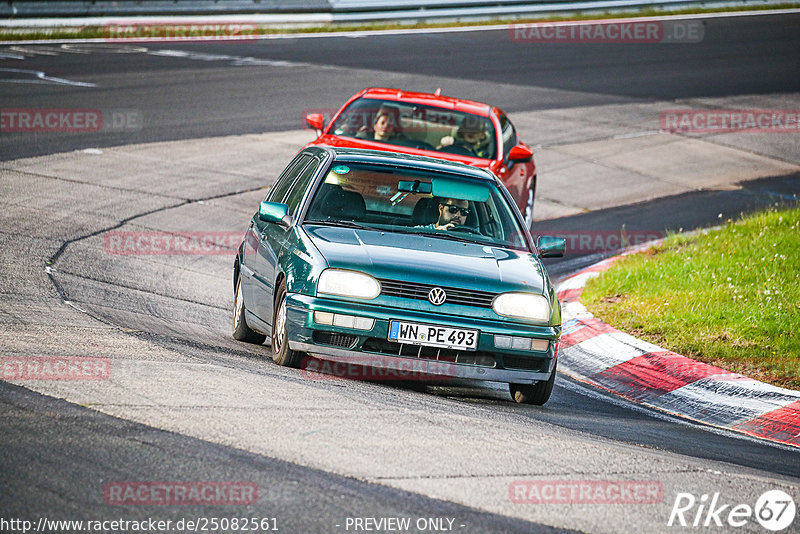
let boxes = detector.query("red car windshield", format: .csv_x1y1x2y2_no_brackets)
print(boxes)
329,98,497,160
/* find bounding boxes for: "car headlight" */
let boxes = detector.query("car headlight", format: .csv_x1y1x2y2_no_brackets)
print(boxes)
492,292,551,323
317,269,381,299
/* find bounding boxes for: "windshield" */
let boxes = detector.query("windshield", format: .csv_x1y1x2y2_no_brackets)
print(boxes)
329,98,497,160
304,163,528,251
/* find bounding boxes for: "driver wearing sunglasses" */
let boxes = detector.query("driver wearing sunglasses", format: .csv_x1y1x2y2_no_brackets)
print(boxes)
418,198,471,231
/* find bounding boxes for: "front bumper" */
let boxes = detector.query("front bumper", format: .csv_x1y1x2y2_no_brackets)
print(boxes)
286,293,559,385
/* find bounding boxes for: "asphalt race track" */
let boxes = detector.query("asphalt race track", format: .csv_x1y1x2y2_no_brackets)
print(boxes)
1,11,800,534
2,12,799,160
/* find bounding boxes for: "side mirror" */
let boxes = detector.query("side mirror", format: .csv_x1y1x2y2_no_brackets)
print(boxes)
508,144,533,163
259,201,291,227
305,113,324,134
537,235,565,258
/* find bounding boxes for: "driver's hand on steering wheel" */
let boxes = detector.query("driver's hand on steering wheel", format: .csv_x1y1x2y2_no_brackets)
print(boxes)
434,222,457,231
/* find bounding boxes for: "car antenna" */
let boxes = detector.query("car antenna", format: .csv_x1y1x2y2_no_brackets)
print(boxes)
434,88,442,96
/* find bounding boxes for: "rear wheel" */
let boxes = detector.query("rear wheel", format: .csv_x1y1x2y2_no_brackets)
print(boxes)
272,281,302,368
510,363,556,405
232,276,266,344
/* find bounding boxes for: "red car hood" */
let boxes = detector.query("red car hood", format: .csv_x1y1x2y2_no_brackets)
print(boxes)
307,134,493,171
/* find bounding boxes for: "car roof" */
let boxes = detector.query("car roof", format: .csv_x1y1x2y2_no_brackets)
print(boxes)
358,87,493,117
317,146,497,182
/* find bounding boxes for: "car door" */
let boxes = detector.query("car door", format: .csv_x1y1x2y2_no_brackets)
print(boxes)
252,154,320,323
242,153,310,321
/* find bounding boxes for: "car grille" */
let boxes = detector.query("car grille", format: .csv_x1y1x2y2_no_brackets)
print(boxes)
377,278,496,308
362,338,496,367
502,355,547,372
312,331,359,349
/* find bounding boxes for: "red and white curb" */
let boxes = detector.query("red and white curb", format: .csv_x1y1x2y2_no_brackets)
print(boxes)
555,243,800,449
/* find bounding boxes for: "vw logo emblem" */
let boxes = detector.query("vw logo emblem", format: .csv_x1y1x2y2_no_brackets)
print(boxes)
428,287,447,306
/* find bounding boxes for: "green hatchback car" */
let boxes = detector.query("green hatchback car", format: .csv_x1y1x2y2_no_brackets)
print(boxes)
233,146,565,404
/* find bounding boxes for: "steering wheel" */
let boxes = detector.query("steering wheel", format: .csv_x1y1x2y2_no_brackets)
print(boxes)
450,225,481,235
440,144,477,157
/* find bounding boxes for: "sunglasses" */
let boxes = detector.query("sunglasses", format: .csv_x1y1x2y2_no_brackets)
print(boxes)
444,204,470,216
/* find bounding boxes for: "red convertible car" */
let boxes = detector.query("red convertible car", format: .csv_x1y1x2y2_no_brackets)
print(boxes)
304,88,538,225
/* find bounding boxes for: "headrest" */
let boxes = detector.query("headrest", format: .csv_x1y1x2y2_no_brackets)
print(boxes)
412,197,439,226
322,189,366,221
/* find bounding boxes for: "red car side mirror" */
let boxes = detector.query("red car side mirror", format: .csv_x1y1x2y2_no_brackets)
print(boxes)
508,144,533,162
305,113,324,133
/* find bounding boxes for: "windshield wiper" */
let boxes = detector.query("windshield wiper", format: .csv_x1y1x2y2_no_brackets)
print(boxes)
415,230,482,245
304,219,374,231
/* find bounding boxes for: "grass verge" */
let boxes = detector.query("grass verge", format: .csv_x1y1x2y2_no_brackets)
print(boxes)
1,4,799,41
581,205,800,390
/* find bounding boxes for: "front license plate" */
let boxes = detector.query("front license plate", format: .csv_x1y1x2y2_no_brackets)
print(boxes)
388,320,479,351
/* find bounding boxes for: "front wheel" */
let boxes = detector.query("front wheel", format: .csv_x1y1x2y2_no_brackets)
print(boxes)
232,276,266,344
271,281,302,368
510,363,556,405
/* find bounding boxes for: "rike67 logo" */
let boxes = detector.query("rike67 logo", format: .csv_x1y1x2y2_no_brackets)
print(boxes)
668,490,796,531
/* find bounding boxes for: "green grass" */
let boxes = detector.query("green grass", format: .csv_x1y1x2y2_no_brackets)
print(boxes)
2,4,799,41
582,206,800,390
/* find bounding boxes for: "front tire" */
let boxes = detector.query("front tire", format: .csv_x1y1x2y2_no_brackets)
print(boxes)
233,276,267,344
510,362,556,405
272,281,302,368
